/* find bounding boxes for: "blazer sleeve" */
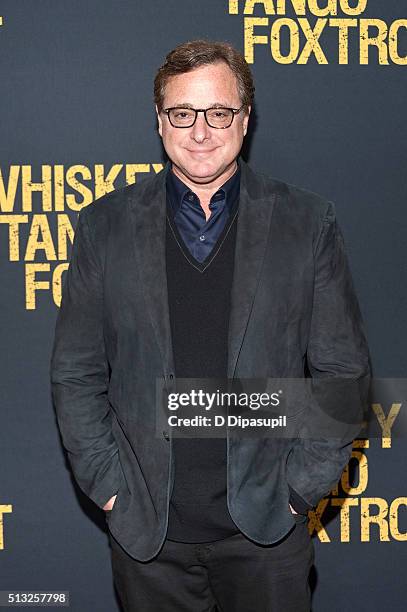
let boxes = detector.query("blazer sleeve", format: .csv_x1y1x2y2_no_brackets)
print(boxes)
285,201,371,508
50,208,125,509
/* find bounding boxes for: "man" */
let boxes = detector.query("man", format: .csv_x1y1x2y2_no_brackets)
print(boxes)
50,40,370,611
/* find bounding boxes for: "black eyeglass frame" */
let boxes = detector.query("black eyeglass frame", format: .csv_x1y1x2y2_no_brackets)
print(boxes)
163,105,245,129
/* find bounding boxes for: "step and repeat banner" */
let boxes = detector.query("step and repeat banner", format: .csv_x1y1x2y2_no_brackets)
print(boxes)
1,1,406,610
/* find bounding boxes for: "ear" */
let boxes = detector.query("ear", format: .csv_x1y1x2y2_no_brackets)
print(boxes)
155,104,163,137
243,105,251,137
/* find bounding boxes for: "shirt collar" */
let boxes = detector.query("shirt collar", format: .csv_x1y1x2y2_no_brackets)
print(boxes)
166,158,241,217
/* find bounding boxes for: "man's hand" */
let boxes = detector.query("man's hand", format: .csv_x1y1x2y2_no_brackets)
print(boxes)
289,503,298,515
103,495,117,511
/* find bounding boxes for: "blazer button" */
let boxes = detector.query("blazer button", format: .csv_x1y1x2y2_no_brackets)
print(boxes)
162,430,170,441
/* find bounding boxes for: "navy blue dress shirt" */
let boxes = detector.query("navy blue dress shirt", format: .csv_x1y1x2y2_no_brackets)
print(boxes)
166,162,241,263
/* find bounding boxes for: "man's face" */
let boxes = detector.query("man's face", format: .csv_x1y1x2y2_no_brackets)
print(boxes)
156,62,250,186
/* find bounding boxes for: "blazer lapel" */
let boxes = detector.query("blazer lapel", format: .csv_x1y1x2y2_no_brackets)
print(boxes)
227,159,277,378
129,161,175,375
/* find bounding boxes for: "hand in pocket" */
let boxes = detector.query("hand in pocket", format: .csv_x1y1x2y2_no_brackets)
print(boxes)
103,494,117,512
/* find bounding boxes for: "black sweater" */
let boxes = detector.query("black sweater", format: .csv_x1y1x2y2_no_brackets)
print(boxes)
165,203,240,542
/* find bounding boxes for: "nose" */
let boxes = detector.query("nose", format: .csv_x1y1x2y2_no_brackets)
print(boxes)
190,111,211,143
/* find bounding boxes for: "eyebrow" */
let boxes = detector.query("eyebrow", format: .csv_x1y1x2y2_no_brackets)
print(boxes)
167,102,237,109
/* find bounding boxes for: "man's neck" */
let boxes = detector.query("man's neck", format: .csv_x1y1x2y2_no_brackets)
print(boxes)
171,161,238,219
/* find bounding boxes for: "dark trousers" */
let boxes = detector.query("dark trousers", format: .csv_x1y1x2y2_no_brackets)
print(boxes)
107,514,314,612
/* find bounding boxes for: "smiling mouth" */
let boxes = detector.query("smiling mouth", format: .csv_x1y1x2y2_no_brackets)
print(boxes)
187,149,216,154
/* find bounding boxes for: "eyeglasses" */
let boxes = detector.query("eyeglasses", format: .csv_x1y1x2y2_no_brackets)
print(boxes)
163,106,244,129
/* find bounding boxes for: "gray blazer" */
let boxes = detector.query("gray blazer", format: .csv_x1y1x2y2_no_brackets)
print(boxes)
50,158,370,561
